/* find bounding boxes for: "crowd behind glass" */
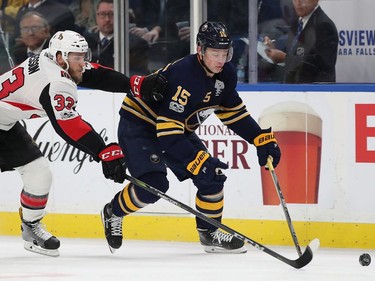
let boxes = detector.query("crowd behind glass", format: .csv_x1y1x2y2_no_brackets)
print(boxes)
0,0,340,84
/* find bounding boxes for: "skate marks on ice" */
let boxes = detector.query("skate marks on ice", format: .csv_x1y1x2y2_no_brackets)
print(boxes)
0,236,374,281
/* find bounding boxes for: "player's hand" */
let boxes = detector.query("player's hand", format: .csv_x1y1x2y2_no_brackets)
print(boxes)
130,73,167,102
187,150,228,184
98,143,126,183
253,128,281,168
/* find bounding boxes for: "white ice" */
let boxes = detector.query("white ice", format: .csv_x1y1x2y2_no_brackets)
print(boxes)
0,236,374,281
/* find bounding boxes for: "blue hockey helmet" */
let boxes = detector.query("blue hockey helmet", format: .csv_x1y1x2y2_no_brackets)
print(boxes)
197,21,232,50
197,21,233,62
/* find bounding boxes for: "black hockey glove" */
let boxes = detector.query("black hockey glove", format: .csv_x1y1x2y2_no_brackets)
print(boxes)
130,73,167,102
187,150,229,185
253,128,281,168
98,143,126,183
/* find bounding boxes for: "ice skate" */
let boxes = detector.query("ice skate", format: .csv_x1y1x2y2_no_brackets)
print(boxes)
101,202,123,253
21,219,60,257
198,228,247,254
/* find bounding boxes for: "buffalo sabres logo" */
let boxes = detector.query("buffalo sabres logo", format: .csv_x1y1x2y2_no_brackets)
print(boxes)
197,108,215,124
214,80,224,96
201,23,208,31
186,108,216,130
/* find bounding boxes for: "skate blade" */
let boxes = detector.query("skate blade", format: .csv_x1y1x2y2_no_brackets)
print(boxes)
100,210,121,254
108,245,116,254
202,245,247,254
24,241,60,257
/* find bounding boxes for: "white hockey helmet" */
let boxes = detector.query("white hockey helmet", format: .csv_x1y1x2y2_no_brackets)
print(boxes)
48,30,91,63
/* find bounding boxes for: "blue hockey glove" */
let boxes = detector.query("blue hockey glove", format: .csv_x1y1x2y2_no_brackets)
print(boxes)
253,128,281,168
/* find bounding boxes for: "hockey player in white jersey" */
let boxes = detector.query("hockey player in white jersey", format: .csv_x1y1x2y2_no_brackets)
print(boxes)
0,30,167,257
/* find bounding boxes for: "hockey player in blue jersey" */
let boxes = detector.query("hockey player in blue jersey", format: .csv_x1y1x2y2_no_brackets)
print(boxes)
101,21,281,253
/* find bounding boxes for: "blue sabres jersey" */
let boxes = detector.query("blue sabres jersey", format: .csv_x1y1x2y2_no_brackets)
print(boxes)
120,54,261,165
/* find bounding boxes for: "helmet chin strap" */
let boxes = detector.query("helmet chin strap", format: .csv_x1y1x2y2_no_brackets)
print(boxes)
63,59,70,71
59,52,70,71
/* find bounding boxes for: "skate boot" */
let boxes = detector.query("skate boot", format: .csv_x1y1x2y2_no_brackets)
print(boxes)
21,219,60,257
198,228,247,254
101,202,123,253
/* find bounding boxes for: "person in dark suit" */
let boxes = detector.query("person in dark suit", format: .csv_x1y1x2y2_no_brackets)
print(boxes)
85,0,149,75
141,0,190,62
12,11,50,65
15,0,76,37
264,0,338,83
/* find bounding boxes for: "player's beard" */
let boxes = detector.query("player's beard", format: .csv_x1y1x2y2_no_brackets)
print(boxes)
68,69,84,84
72,73,83,84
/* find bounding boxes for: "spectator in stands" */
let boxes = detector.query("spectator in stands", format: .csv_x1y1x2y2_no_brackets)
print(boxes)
15,0,76,37
0,0,28,33
141,0,190,62
207,0,250,80
0,1,28,74
264,0,338,83
258,0,295,46
128,0,161,39
12,11,50,65
68,0,98,35
86,0,150,74
208,0,293,82
257,0,295,82
55,0,75,5
141,0,250,70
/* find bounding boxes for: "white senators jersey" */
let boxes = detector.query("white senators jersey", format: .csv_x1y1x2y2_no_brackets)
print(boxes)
0,50,106,161
0,50,77,130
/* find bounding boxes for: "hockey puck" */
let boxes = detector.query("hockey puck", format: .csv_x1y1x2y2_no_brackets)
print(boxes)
359,253,371,266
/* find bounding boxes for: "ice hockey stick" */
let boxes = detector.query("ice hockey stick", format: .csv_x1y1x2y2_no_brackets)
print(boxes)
267,157,303,256
124,174,319,269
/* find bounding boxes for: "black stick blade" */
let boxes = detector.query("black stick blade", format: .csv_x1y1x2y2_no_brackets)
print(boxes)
290,239,319,269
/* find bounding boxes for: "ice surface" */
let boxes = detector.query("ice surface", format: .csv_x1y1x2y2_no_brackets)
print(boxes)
0,236,374,281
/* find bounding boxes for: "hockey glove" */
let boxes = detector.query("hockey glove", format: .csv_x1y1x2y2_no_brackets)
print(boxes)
98,143,126,183
130,73,167,102
187,150,229,185
253,128,281,168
